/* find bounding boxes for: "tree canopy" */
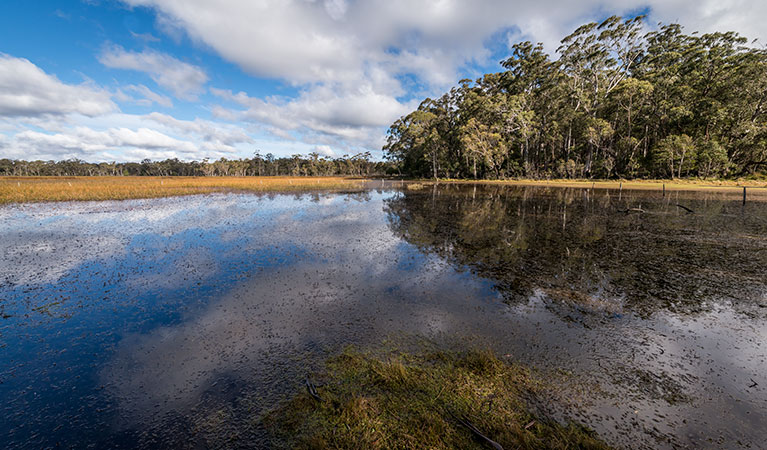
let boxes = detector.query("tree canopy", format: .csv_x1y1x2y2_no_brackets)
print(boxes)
0,152,392,177
384,16,767,179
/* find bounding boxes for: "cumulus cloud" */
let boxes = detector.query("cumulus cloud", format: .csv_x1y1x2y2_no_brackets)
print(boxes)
1,112,251,161
313,145,335,157
12,126,197,157
0,54,116,118
0,49,250,162
145,112,253,146
210,84,412,149
123,0,767,84
99,45,208,100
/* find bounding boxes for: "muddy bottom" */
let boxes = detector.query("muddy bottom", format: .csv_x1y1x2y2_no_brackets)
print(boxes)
1,185,766,449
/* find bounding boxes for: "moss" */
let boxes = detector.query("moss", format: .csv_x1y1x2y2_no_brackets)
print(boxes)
262,347,610,449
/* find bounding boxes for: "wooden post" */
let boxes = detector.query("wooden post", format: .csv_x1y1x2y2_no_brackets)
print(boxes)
663,184,665,197
743,187,747,205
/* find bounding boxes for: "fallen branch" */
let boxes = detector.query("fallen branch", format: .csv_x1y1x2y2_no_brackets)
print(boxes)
675,204,695,214
617,207,645,214
448,410,504,450
305,378,322,402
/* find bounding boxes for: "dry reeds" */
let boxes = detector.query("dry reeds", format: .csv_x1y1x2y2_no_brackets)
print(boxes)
0,176,364,204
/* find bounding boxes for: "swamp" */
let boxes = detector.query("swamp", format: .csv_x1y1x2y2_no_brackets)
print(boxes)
1,183,766,448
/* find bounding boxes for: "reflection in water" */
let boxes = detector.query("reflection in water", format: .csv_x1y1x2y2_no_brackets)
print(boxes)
385,184,767,317
1,187,766,449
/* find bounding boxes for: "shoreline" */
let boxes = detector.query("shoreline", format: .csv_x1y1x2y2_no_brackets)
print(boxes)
425,178,767,192
3,176,767,204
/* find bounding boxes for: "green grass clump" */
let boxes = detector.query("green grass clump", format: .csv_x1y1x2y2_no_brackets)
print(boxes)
263,347,609,449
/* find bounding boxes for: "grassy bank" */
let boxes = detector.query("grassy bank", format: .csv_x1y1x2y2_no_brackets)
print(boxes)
432,178,767,193
263,347,608,449
0,176,364,204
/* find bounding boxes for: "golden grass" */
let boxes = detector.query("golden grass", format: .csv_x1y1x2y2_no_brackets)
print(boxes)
0,176,365,204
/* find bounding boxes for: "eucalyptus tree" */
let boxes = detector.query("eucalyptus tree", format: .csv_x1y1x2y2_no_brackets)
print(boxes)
384,15,767,179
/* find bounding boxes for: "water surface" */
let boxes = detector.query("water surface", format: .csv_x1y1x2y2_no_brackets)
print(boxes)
1,185,766,448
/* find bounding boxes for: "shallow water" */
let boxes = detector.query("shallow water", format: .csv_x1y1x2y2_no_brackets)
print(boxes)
1,186,766,449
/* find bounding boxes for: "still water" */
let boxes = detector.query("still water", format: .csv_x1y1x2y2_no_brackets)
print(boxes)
1,185,766,448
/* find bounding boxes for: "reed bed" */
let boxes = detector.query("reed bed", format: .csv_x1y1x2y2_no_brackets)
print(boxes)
0,176,365,204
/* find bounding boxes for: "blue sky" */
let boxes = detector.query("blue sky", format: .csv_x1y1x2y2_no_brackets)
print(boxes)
1,0,764,162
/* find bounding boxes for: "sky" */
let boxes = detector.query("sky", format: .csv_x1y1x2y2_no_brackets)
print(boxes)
1,0,766,162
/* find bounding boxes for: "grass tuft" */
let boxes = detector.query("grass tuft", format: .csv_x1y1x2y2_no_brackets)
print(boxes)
263,347,610,449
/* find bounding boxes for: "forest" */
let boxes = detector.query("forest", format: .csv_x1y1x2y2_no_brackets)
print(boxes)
384,16,767,179
0,152,391,177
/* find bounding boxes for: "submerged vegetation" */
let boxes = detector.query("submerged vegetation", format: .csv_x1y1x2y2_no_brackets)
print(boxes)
385,16,767,180
264,347,608,450
0,176,363,204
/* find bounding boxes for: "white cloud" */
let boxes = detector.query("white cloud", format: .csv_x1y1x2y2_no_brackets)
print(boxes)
145,112,253,146
313,145,335,157
115,84,174,108
211,84,413,150
127,84,173,107
0,111,254,161
130,31,161,43
99,45,208,100
0,54,116,118
11,126,197,157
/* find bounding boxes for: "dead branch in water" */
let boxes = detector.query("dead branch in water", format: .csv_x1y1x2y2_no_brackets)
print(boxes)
617,207,645,214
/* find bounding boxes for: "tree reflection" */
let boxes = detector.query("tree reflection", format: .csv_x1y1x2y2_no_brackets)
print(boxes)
385,184,767,317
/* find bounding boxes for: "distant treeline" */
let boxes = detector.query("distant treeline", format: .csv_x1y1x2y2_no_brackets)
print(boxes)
384,16,767,179
0,152,395,177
